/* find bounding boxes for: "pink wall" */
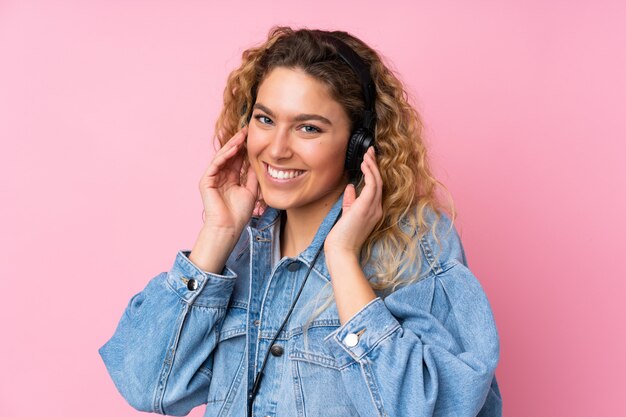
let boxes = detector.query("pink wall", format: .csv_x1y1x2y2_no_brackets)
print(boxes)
1,1,624,416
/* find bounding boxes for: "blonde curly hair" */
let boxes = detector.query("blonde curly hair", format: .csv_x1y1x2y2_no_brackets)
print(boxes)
213,26,454,336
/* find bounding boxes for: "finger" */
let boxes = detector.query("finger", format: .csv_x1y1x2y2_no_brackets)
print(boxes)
227,128,248,150
366,153,384,224
229,146,246,174
343,183,356,212
363,151,379,189
216,127,248,156
365,148,383,204
358,158,377,203
202,147,246,191
202,127,249,188
205,144,241,177
363,148,381,198
211,129,248,168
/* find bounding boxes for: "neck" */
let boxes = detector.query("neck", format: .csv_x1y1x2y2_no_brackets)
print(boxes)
279,188,343,258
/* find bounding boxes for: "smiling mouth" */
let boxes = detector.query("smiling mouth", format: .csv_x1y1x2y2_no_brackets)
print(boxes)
264,163,306,180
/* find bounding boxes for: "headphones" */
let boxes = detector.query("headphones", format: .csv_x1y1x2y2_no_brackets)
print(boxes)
242,34,377,186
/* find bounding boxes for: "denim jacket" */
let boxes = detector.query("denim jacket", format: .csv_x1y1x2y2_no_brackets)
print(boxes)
99,194,502,417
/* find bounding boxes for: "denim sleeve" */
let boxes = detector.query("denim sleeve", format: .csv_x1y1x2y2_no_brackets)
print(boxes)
98,250,237,416
323,262,501,417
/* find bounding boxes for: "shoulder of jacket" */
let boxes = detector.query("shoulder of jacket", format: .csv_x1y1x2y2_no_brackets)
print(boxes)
399,206,468,275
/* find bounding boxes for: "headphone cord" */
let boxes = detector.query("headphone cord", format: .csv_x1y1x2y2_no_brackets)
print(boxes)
246,209,342,417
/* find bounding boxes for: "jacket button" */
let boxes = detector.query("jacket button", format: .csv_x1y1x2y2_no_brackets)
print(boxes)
287,262,299,272
187,278,198,291
343,333,359,347
270,344,284,357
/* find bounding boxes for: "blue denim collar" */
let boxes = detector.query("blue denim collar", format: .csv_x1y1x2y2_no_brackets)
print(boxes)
253,193,345,282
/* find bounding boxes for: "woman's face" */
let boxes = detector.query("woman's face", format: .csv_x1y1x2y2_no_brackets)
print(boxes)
246,66,351,214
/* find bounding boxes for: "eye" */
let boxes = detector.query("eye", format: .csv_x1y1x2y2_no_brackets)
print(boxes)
300,124,322,134
254,114,273,125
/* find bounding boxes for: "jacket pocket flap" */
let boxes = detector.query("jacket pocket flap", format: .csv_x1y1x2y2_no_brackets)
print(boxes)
219,304,248,341
288,321,341,370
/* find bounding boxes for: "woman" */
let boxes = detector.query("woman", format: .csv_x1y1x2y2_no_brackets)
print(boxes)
99,26,502,417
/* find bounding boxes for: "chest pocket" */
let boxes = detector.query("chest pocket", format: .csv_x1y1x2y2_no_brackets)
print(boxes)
288,320,342,370
218,300,248,341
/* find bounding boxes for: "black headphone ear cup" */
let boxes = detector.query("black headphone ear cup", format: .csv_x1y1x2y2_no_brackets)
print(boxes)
345,128,375,184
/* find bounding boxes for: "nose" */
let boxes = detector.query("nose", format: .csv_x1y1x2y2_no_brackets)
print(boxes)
267,127,293,160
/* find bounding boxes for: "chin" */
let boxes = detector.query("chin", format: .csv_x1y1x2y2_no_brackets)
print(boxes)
260,191,302,210
262,187,347,214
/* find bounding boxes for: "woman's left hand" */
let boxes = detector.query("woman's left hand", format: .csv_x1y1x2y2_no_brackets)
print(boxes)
325,146,383,258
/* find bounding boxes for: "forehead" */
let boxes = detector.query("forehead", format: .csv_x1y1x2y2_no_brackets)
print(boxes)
256,67,346,118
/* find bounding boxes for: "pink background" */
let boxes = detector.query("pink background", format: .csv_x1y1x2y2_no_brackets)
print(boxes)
1,1,625,416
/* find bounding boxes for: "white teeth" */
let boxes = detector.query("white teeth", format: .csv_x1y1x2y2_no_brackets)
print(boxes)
267,164,304,180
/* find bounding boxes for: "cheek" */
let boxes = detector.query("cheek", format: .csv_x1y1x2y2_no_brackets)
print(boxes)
307,146,348,176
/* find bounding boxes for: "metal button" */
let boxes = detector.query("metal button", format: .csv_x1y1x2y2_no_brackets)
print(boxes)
287,262,299,272
186,278,198,291
253,319,260,327
343,333,359,347
270,344,284,357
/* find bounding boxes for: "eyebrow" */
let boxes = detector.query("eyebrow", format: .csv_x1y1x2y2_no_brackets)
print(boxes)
252,103,333,126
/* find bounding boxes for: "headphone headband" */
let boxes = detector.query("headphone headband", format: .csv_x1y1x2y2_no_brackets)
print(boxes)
320,35,376,132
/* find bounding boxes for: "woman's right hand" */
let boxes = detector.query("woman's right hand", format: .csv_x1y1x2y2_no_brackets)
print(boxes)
198,126,258,234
